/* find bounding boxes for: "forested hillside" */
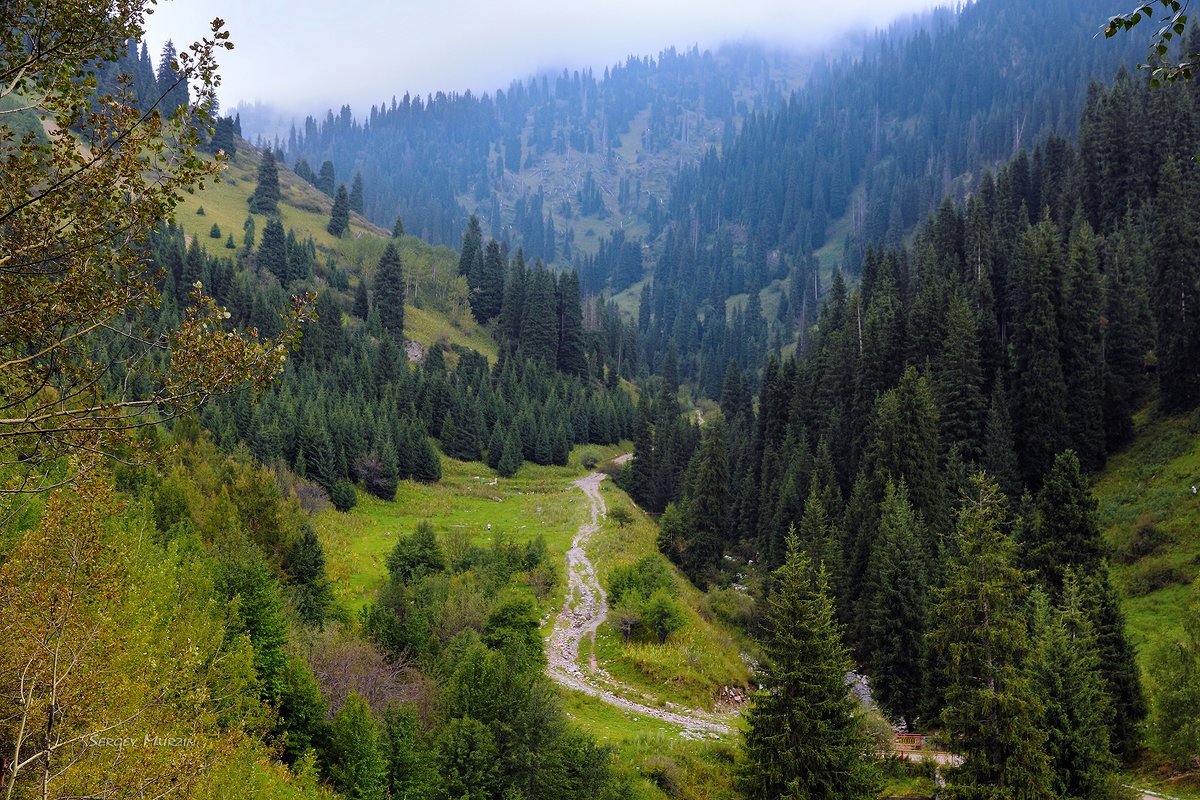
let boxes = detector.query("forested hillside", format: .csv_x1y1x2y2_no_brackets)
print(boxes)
5,0,1200,798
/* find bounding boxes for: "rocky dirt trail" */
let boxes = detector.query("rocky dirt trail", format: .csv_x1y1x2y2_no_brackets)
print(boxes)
545,470,733,737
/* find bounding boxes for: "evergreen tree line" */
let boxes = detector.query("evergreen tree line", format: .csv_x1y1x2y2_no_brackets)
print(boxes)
279,44,798,249
90,37,241,156
626,59,1200,793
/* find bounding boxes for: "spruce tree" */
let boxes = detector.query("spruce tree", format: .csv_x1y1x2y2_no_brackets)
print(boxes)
249,148,280,215
408,422,441,483
328,183,351,237
353,279,370,319
476,239,505,322
685,417,729,576
982,376,1023,500
1083,569,1147,759
1029,579,1117,799
934,291,986,460
284,523,333,627
1151,157,1200,413
458,214,483,281
256,218,287,279
1024,450,1104,593
155,40,189,116
1061,215,1106,470
518,267,557,366
1102,222,1153,449
316,160,336,196
1010,216,1070,487
497,427,523,478
863,480,928,730
931,473,1053,797
556,270,587,377
374,243,405,340
737,535,879,800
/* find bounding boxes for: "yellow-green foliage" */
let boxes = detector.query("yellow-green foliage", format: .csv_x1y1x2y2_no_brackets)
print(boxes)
1093,405,1200,671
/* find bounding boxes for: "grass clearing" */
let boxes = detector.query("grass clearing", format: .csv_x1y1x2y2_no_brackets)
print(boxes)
313,443,630,612
1093,406,1200,669
589,480,752,712
561,692,739,800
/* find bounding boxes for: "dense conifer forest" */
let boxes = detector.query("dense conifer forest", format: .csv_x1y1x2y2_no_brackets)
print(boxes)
5,0,1200,798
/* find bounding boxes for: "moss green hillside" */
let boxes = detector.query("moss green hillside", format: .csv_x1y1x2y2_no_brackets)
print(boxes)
176,140,496,360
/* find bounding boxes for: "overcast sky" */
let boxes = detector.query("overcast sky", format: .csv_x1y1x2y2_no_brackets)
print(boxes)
145,0,936,117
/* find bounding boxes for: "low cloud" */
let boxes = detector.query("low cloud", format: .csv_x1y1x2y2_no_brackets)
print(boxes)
146,0,934,116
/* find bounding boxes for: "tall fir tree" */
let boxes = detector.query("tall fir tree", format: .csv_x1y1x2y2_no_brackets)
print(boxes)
556,270,587,377
1060,215,1106,471
931,473,1053,798
249,148,280,216
863,480,928,730
1028,579,1117,800
155,40,189,116
737,535,879,800
1023,450,1104,593
1010,216,1070,487
1151,157,1200,413
374,243,405,340
518,267,557,366
316,160,336,196
328,183,351,237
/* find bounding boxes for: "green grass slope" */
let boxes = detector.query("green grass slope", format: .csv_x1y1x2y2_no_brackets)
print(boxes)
176,140,497,360
1094,405,1200,664
312,446,748,800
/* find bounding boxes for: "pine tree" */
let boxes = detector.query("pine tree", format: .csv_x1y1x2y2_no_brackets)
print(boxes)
476,239,505,322
1010,216,1070,487
316,160,336,196
458,215,483,280
284,523,333,627
392,216,404,238
863,480,928,730
497,427,523,478
1083,569,1147,759
1028,579,1117,800
1024,450,1104,592
327,692,388,800
1151,157,1200,413
863,366,946,542
518,267,557,366
408,422,442,483
374,243,405,340
328,183,351,237
931,473,1053,797
934,291,986,460
155,40,189,116
1061,215,1106,470
349,172,365,214
556,270,587,377
353,280,370,319
1102,222,1153,449
737,535,879,800
685,417,729,575
249,148,280,215
983,376,1023,500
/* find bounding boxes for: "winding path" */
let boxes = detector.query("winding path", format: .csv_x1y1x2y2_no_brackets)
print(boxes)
545,470,733,736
